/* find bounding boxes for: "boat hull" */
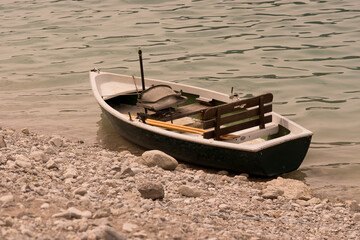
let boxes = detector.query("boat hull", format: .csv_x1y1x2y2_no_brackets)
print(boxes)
101,106,311,177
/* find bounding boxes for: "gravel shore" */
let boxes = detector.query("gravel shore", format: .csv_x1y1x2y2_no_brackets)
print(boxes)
0,126,359,240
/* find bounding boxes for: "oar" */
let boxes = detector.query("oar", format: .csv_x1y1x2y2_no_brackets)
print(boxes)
146,119,205,134
124,114,205,135
144,118,238,139
123,114,240,139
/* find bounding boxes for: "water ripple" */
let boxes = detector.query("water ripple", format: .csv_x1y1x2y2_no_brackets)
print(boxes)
286,56,360,62
311,141,360,148
296,96,347,104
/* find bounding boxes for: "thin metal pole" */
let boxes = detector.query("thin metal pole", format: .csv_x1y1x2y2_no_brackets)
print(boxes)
138,47,147,114
138,47,146,91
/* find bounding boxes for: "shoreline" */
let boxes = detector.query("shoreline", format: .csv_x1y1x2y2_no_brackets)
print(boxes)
1,126,359,239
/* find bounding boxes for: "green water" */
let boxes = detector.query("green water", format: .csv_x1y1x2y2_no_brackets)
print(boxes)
0,0,359,201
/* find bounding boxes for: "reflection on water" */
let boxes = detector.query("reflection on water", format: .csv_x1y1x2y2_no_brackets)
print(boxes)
0,0,359,201
96,113,145,155
301,163,360,202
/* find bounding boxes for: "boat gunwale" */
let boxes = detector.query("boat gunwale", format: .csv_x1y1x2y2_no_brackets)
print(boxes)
90,71,313,153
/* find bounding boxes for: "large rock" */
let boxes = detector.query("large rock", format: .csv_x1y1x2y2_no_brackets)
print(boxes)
138,182,164,200
141,150,178,170
265,177,312,200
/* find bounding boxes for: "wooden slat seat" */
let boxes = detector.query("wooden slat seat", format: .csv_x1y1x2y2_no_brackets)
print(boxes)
202,93,273,140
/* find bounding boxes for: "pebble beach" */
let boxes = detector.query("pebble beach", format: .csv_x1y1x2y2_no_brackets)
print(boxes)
0,126,359,240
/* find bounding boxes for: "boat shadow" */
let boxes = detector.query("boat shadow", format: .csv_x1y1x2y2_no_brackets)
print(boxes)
96,113,146,155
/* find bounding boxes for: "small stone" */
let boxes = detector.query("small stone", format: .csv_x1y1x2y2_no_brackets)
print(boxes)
111,165,122,172
6,154,15,161
44,146,57,155
101,226,126,240
122,222,138,232
63,167,78,178
53,157,64,163
49,136,63,147
220,175,231,183
20,183,31,193
178,185,201,198
262,187,284,200
15,156,32,168
21,128,30,135
120,167,135,178
34,217,42,224
349,201,360,212
40,203,50,209
251,195,263,202
141,150,178,170
78,220,89,232
53,207,92,219
354,213,360,221
314,203,324,210
46,159,57,169
74,187,87,196
0,194,14,203
217,170,229,175
20,225,32,237
30,150,47,162
93,210,111,219
235,175,248,181
297,199,309,206
138,182,164,200
0,135,6,148
4,217,13,227
307,198,321,205
0,156,5,165
219,204,229,210
133,230,147,238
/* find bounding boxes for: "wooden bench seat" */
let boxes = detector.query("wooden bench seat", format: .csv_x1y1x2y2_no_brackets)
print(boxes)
202,93,273,140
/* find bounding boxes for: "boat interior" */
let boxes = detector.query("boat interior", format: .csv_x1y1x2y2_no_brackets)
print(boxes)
103,81,292,145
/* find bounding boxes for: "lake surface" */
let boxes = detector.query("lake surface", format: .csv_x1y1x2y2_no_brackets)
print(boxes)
0,0,359,201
